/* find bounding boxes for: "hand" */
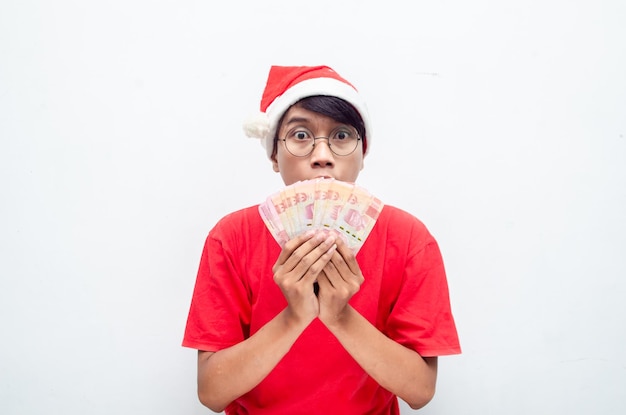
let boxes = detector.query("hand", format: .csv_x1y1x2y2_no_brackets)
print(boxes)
272,230,338,326
317,235,364,326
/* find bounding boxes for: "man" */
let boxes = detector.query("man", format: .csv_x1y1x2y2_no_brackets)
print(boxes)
183,65,461,414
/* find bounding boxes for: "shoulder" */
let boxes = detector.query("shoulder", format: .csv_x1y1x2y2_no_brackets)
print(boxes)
203,204,280,261
210,205,264,238
377,204,432,236
367,204,437,253
216,205,261,224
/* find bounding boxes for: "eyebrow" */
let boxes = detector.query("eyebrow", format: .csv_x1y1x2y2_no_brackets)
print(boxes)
280,114,355,135
283,116,311,127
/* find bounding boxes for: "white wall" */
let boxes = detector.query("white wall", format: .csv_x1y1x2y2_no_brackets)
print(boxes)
1,1,625,414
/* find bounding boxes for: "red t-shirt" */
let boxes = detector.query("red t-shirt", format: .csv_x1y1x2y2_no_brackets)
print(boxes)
183,204,461,414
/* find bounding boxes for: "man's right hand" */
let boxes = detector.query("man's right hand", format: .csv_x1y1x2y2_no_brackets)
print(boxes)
272,230,338,326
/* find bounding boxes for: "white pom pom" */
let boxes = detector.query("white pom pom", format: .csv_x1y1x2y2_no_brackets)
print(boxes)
242,112,270,140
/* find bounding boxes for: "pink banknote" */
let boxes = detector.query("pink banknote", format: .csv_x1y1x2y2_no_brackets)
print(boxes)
258,179,384,253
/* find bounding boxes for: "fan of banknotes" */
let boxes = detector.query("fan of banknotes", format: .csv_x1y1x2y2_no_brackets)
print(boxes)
259,178,384,254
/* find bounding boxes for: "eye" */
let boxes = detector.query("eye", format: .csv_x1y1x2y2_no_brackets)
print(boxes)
288,128,313,141
332,128,354,141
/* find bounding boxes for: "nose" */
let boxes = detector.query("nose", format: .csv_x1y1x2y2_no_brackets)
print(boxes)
310,138,334,167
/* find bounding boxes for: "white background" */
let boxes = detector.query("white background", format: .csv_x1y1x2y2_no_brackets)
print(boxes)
1,1,625,414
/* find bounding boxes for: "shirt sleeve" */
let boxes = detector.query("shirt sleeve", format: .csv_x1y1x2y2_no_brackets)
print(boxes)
385,226,462,357
182,221,251,351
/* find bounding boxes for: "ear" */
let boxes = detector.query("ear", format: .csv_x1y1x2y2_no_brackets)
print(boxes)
271,155,280,173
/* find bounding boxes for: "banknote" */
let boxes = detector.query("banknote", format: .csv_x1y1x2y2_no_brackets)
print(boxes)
281,183,301,236
258,198,290,246
312,179,334,229
316,180,354,231
266,192,287,236
333,186,384,253
293,179,316,233
259,178,384,253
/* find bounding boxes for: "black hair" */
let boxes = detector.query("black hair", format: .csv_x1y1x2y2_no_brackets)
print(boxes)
272,95,367,157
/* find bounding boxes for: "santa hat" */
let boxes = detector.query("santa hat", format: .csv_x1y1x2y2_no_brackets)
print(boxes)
243,65,372,159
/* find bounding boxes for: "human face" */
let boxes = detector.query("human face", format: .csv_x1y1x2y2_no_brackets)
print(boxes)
271,105,365,186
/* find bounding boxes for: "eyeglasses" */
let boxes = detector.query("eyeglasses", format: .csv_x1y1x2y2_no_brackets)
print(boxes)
279,126,362,157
